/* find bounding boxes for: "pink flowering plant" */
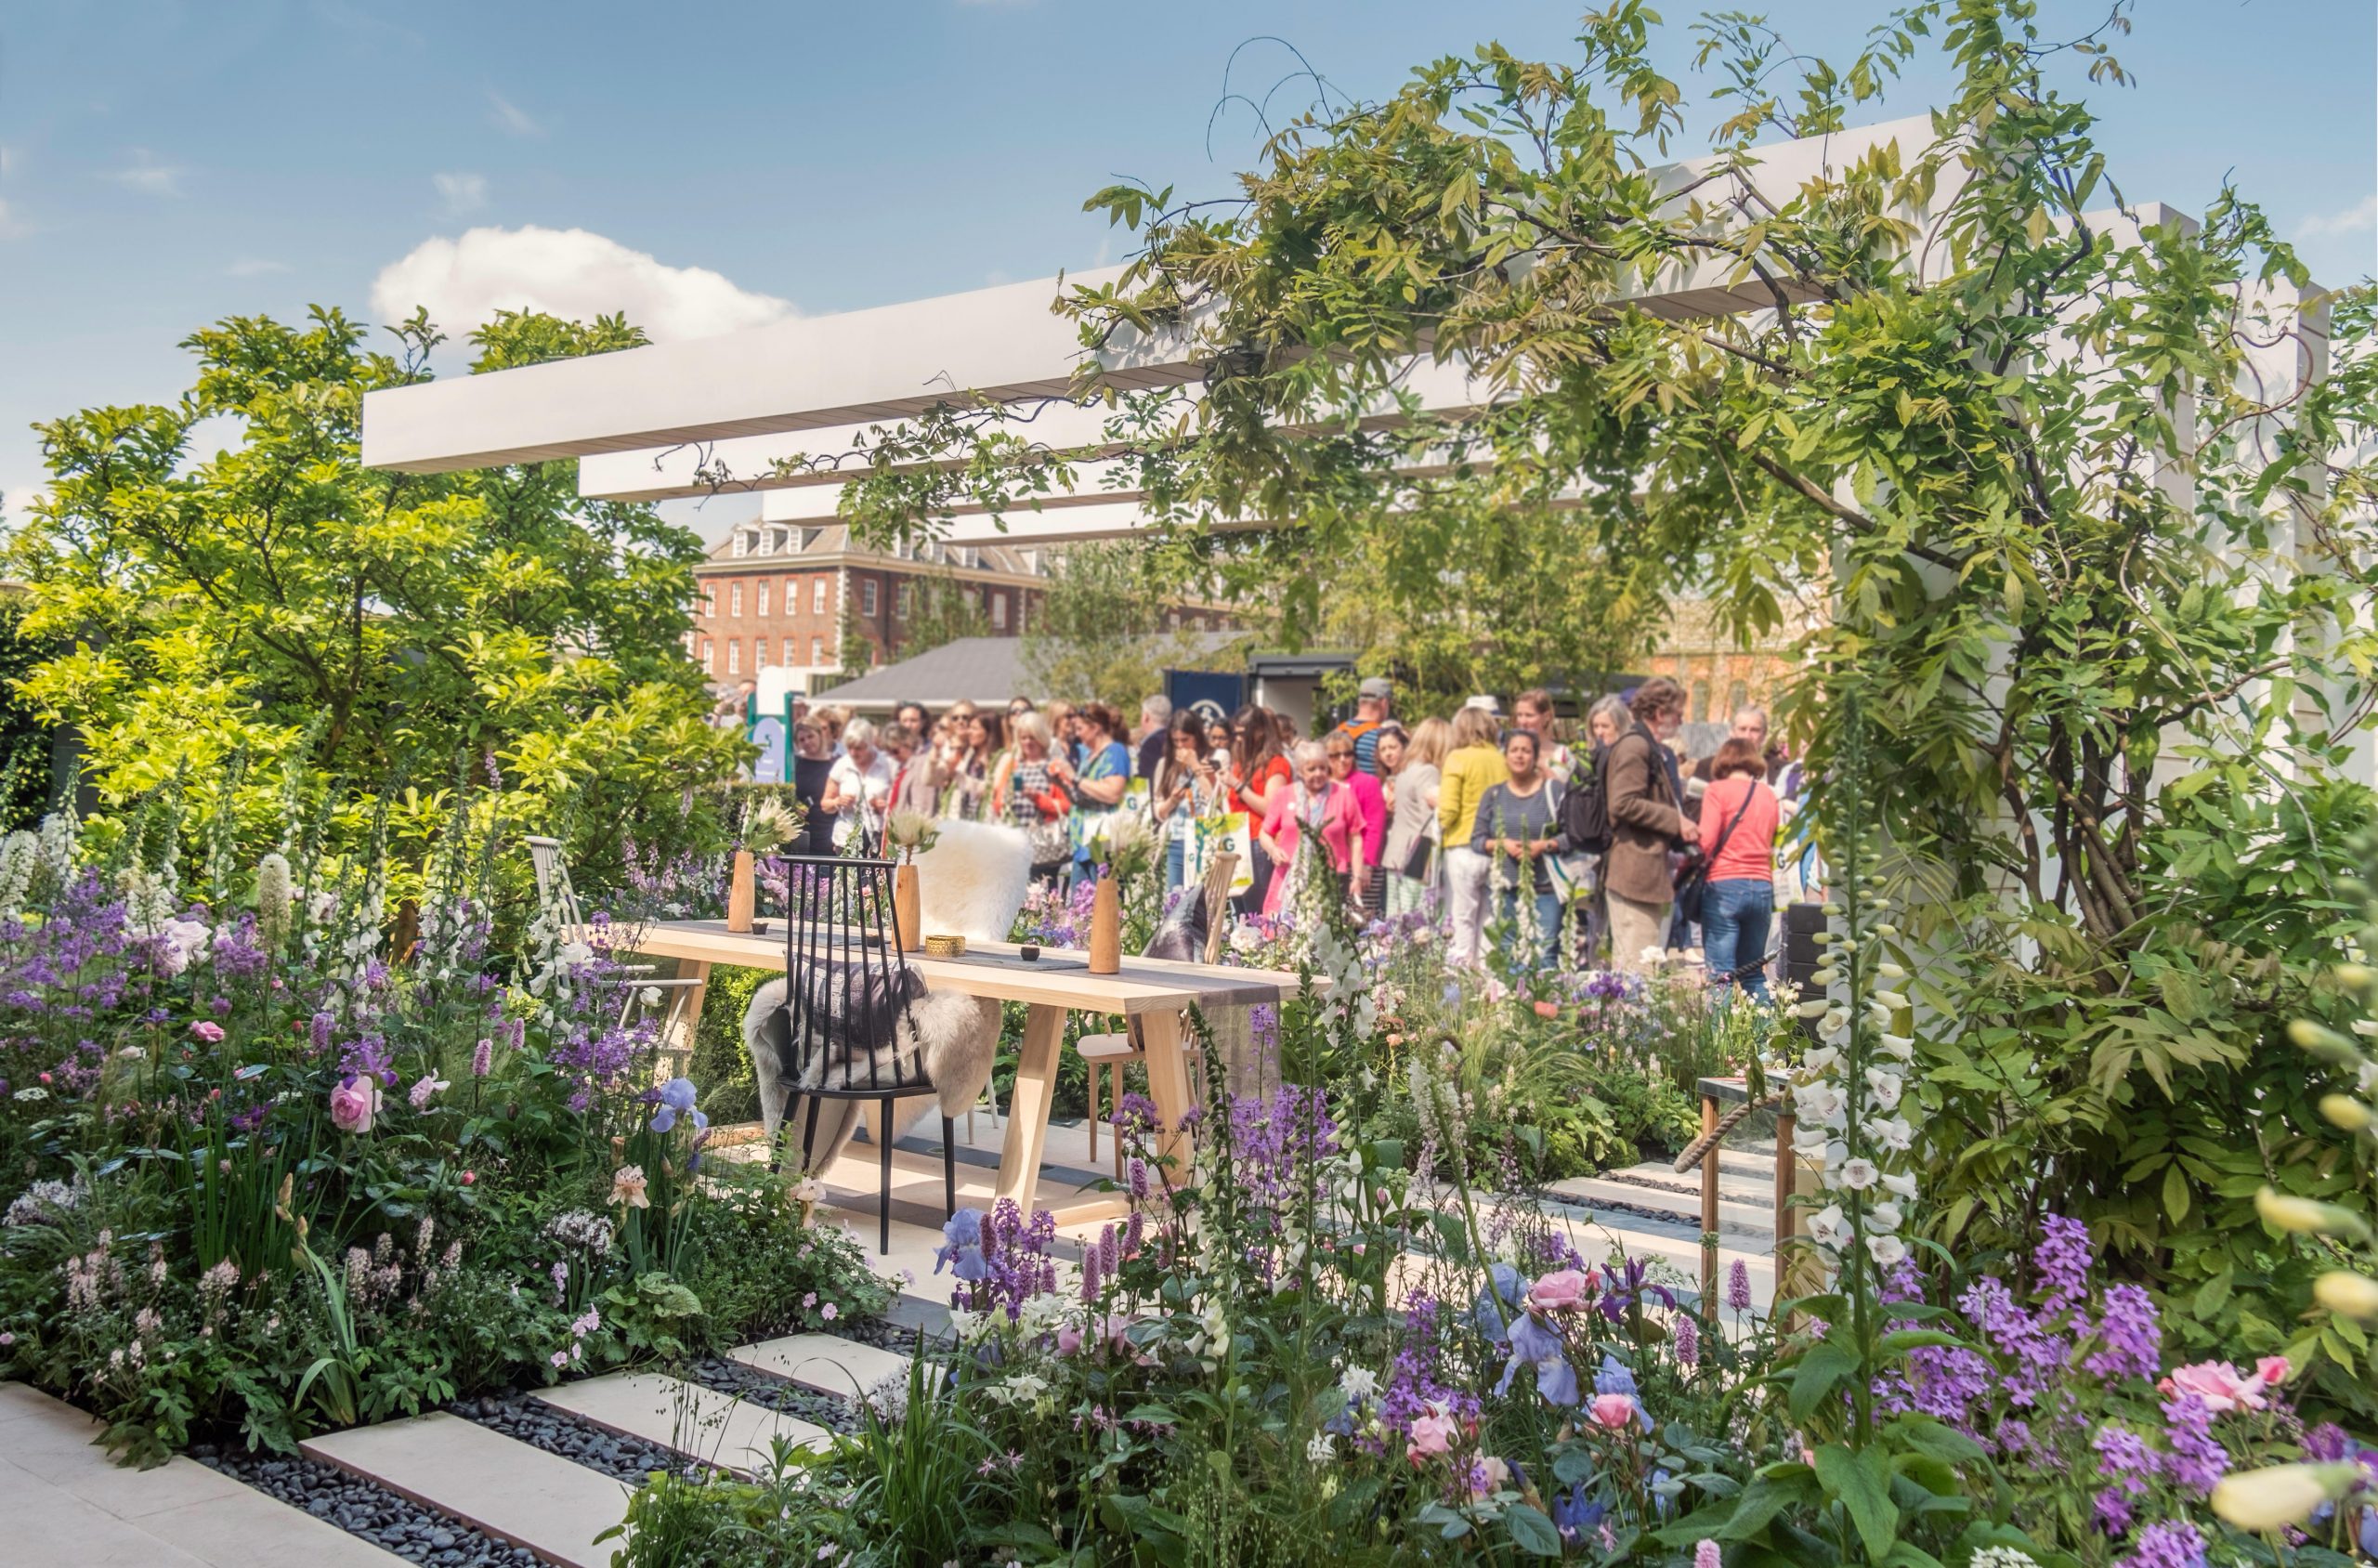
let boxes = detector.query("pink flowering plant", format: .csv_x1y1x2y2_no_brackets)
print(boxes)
0,781,882,1465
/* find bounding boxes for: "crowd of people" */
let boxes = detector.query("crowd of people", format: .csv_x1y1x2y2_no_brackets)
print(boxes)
750,676,1807,995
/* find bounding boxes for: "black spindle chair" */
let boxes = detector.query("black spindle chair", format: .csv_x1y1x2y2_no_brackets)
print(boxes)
767,854,957,1253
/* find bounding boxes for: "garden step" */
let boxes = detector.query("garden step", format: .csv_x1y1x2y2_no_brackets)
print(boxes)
1595,1161,1772,1208
1547,1175,1774,1240
303,1412,629,1568
727,1332,913,1400
2,1383,403,1568
532,1372,831,1477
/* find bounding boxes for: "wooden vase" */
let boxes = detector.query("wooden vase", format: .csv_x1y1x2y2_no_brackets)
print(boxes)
726,849,756,933
1088,873,1121,973
893,862,921,952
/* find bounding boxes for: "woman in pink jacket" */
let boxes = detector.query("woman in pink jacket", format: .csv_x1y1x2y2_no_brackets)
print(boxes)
1326,731,1385,907
1260,740,1366,915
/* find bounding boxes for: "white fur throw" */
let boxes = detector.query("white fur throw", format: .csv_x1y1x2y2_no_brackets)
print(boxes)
913,819,1035,943
741,976,1001,1173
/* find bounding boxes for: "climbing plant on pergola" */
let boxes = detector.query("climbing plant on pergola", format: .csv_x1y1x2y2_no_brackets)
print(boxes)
838,0,2378,1405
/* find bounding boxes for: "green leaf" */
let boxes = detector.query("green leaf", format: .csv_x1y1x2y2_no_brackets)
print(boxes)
1788,1341,1861,1422
1814,1444,1900,1562
1505,1502,1562,1557
2162,1162,2191,1224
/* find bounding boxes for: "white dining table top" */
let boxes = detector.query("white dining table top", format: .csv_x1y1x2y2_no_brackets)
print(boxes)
598,918,1313,1015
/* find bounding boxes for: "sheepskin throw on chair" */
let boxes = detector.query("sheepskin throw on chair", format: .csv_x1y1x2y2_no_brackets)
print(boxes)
912,819,1034,943
741,968,1000,1172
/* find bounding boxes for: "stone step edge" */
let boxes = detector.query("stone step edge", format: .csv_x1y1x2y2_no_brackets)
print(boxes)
529,1376,830,1479
300,1415,625,1568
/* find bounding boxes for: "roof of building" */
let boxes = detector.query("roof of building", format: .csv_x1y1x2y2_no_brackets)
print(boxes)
695,520,1045,581
810,631,1248,710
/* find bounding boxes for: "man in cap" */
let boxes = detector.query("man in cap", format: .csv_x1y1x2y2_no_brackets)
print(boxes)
1328,674,1396,777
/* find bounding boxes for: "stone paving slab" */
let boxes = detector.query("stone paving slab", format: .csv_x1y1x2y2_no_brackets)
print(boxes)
1,1382,400,1567
304,1411,629,1568
727,1332,912,1399
1548,1174,1776,1238
533,1372,830,1475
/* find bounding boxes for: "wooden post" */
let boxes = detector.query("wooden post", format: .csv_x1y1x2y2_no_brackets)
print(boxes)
1772,1108,1797,1302
1700,1091,1720,1305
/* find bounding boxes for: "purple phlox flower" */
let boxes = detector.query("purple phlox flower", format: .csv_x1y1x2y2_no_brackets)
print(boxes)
2033,1211,2093,1323
2083,1283,2162,1381
2115,1521,2206,1568
2158,1394,2228,1496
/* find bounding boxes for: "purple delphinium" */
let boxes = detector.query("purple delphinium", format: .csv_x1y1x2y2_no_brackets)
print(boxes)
2032,1211,2093,1325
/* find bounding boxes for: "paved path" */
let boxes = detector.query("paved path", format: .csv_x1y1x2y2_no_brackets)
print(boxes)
0,1383,403,1568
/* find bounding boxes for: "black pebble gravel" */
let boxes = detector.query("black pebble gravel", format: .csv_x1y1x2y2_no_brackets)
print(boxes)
681,1356,865,1432
192,1444,542,1568
450,1390,716,1487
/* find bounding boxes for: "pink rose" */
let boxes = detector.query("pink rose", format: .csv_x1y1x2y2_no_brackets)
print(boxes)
1527,1269,1594,1313
189,1021,226,1043
2162,1360,2267,1414
2254,1354,2291,1388
329,1076,379,1134
1588,1392,1640,1431
1405,1406,1457,1462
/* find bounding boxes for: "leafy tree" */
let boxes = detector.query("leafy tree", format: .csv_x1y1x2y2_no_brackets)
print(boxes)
11,307,742,898
835,2,2378,1408
1021,539,1242,707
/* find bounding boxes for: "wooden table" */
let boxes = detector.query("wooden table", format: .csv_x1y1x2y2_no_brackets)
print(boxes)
606,919,1307,1220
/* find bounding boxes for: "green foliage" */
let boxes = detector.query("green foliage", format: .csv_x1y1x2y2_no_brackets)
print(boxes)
1022,538,1241,706
9,305,744,904
831,0,2378,1385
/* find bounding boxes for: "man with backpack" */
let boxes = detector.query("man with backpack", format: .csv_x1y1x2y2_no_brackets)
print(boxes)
1326,676,1395,777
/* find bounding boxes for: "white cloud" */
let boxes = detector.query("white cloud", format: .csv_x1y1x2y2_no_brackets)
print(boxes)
2297,193,2377,240
228,256,291,277
433,171,489,216
105,149,184,197
487,90,543,138
371,226,794,345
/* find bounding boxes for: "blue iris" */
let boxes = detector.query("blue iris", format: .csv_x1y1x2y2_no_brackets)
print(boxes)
1470,1263,1523,1341
649,1076,701,1131
935,1208,989,1281
1493,1310,1579,1406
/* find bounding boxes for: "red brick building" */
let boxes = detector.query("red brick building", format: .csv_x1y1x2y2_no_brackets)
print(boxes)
687,522,1052,694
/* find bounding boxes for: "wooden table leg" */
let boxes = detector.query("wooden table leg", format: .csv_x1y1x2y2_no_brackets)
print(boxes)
993,1003,1066,1213
1700,1092,1720,1306
1772,1109,1797,1308
1137,1009,1195,1182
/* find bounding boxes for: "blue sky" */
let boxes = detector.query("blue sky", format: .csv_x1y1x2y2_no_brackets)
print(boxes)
3,0,2371,540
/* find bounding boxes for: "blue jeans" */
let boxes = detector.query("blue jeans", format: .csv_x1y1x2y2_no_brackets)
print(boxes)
1494,884,1565,970
1702,879,1774,1000
1166,835,1186,892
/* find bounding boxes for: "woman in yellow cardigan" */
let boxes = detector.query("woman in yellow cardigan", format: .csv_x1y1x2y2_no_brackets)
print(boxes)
1436,702,1509,965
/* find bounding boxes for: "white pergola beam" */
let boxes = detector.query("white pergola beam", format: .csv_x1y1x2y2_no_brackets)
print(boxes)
365,117,1946,478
